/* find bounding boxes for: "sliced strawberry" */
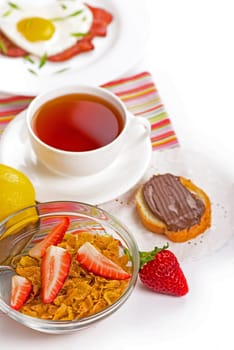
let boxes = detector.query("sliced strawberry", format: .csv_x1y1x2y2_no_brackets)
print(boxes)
41,245,71,304
10,275,32,310
76,242,131,280
29,217,70,258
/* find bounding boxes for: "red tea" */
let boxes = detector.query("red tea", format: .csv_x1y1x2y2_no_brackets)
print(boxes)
32,93,124,152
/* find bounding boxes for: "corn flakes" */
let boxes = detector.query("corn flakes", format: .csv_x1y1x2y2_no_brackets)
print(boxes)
15,232,131,321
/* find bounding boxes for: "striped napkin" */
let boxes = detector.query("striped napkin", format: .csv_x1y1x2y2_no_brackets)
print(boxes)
0,71,178,149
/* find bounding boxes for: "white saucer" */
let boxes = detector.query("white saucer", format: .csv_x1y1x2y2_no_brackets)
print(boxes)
0,110,152,204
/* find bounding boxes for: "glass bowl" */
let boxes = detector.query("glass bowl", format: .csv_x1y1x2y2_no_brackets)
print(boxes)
0,201,139,334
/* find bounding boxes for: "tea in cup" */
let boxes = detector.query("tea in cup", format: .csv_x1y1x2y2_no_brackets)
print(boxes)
26,85,151,176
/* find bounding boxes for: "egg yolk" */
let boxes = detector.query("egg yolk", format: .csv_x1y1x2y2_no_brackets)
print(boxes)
17,17,55,42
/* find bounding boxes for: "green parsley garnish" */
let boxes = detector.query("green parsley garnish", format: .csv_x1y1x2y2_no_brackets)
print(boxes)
39,53,48,69
0,41,7,54
54,67,70,74
8,2,21,10
70,32,87,38
51,9,83,21
67,9,83,17
3,9,12,17
2,2,20,17
27,68,37,76
24,54,35,64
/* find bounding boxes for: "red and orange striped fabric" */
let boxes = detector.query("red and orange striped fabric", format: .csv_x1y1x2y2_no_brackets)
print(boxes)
0,71,179,150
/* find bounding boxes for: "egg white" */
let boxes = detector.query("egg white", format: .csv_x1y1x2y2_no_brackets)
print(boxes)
0,0,93,57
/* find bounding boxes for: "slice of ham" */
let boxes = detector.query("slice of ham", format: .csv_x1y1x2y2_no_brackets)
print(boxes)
48,35,95,62
88,5,113,37
0,31,27,57
0,5,113,61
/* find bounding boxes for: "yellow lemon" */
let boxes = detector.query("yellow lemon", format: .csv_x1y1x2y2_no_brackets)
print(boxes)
0,165,39,264
0,164,36,222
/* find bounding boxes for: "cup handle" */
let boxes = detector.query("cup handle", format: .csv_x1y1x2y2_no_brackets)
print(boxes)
128,114,151,137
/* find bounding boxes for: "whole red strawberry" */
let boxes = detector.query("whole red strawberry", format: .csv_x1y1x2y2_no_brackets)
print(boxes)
139,245,189,296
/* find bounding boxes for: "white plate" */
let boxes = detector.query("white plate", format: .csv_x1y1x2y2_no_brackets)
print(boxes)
0,0,149,95
102,146,234,261
0,110,152,204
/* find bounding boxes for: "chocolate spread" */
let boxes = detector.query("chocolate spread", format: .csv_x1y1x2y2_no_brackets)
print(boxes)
142,174,205,231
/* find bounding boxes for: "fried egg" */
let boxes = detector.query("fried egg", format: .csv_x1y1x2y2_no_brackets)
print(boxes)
0,0,93,57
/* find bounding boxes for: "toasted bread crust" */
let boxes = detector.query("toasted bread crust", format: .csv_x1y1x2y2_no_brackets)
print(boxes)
136,176,211,242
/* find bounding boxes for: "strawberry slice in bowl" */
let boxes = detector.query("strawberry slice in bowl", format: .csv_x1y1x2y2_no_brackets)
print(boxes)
10,275,32,310
76,242,131,280
41,245,71,304
29,216,70,258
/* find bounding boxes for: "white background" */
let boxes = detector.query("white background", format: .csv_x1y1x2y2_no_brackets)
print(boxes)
139,1,234,348
1,1,234,349
144,0,233,152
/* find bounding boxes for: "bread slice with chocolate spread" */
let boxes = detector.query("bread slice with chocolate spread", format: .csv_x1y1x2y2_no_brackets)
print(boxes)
136,174,211,242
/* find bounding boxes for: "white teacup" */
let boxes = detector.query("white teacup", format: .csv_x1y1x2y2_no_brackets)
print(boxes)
26,85,151,177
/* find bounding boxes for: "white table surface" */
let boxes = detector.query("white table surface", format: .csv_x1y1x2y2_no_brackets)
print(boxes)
1,0,234,349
